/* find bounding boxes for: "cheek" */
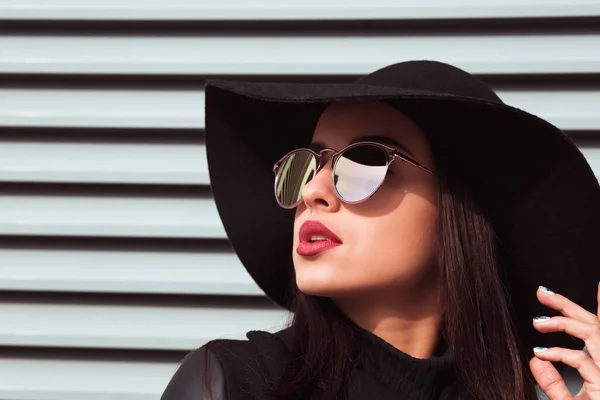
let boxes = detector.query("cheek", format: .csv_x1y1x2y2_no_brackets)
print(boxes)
351,197,438,280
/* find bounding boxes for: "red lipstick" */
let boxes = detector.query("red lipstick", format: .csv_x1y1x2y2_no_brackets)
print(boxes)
297,220,342,256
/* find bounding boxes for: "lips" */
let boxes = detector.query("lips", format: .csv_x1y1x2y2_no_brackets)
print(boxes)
297,220,342,256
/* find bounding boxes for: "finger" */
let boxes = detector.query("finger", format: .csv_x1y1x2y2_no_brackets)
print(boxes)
533,346,600,385
533,316,600,361
529,356,572,399
537,286,598,324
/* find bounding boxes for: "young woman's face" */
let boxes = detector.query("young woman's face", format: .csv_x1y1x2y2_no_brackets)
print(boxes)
292,101,439,301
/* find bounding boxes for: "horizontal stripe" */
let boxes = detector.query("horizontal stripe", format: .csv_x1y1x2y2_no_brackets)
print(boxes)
0,247,261,295
2,34,600,75
0,195,226,238
3,0,600,20
0,357,176,400
0,301,287,350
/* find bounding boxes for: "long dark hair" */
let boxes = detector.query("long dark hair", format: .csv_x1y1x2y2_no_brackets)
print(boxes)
269,103,541,400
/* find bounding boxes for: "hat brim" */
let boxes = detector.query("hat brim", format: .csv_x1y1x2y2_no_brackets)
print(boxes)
207,79,497,105
205,79,600,356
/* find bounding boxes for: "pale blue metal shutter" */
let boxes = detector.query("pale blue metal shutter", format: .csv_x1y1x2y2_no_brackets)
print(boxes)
0,1,598,398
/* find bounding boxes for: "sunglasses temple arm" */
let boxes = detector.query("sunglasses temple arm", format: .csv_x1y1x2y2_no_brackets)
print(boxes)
393,154,436,176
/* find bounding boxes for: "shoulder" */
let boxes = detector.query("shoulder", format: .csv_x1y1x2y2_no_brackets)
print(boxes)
160,328,291,400
160,344,226,400
207,328,292,378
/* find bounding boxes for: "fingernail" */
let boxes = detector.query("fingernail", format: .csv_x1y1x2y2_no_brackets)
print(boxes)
539,286,555,295
533,347,549,353
532,316,552,323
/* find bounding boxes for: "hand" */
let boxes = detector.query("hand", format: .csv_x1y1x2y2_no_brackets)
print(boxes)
530,283,600,399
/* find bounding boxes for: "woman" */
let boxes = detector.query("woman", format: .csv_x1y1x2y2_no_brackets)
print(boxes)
161,61,600,399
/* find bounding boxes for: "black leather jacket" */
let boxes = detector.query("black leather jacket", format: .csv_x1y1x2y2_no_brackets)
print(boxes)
161,346,226,400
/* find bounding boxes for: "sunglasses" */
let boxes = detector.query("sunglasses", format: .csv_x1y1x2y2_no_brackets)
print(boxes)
272,141,436,209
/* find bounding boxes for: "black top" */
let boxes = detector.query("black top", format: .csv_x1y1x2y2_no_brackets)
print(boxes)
354,324,456,398
161,325,458,400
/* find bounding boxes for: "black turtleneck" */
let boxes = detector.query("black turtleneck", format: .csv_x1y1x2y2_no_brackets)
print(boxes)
160,324,461,400
352,323,458,399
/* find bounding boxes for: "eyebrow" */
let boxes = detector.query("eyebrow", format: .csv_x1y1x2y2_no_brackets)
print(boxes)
310,135,414,156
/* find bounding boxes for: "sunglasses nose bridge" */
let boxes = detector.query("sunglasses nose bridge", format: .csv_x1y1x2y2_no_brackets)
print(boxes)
315,148,336,172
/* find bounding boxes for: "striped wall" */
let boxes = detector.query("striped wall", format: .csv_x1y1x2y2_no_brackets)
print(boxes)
1,1,599,398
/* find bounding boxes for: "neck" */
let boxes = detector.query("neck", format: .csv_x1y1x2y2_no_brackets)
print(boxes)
333,281,443,359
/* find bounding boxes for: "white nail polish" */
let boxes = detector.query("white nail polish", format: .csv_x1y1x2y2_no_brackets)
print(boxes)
533,316,552,323
539,286,555,295
533,347,549,353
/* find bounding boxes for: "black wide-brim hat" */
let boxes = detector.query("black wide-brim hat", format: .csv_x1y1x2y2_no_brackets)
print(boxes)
205,60,600,355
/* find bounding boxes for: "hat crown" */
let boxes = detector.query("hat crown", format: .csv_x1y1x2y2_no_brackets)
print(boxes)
356,60,503,103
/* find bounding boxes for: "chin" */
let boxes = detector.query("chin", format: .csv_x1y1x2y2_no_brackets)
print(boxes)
296,283,376,301
295,273,363,299
295,270,342,296
296,284,345,298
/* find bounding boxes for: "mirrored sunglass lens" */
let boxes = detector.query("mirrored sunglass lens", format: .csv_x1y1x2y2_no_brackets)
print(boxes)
334,145,388,202
275,150,317,207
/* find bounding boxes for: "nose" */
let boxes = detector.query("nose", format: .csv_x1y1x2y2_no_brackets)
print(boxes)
300,157,341,212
